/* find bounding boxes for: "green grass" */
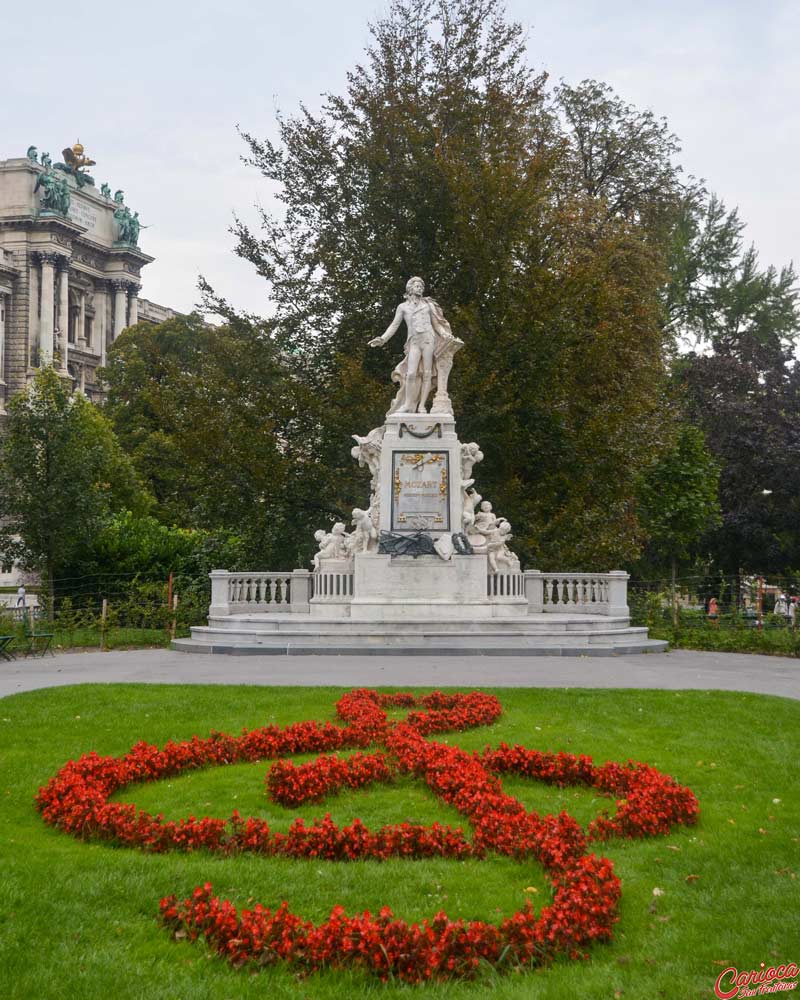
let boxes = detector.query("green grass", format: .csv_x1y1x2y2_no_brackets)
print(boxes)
50,625,175,651
649,625,800,657
1,626,173,653
0,684,798,999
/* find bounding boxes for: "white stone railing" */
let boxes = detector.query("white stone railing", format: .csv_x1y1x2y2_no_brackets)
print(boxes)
523,571,629,616
311,569,355,602
208,567,628,618
209,570,311,615
487,570,525,600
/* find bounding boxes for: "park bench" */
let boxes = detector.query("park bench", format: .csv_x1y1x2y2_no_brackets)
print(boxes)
0,635,16,661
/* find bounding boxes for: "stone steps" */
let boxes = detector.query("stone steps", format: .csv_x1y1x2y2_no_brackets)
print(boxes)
173,638,667,656
205,614,634,635
177,618,666,656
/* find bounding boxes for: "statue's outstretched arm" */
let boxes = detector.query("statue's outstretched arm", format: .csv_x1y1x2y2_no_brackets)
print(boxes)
369,304,404,347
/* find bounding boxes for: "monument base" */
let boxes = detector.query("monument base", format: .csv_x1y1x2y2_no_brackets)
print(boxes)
348,552,526,620
177,612,666,655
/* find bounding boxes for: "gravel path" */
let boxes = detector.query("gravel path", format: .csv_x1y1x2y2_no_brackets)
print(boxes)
1,646,798,700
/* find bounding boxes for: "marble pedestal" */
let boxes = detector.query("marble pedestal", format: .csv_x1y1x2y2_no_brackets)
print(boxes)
349,552,526,620
377,411,462,536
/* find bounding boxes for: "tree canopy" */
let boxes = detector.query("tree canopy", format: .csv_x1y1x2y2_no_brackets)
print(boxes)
97,0,798,580
0,368,148,595
194,0,679,569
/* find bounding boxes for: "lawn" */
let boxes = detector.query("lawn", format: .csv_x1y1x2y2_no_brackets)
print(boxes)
0,683,797,999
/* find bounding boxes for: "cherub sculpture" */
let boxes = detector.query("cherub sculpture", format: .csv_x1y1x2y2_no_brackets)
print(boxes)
462,482,481,533
351,508,378,554
461,442,484,481
486,519,519,574
473,500,498,539
312,522,351,570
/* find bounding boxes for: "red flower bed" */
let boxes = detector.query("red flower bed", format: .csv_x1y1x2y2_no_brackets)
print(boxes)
266,751,393,807
36,688,699,983
481,744,700,840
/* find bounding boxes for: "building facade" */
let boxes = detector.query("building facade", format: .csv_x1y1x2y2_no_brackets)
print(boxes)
0,143,176,411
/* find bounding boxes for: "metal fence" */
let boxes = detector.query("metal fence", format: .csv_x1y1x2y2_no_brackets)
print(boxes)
0,570,212,649
628,574,800,631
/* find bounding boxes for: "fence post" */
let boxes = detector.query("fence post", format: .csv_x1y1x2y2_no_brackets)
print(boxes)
100,598,108,650
607,570,630,618
524,570,543,614
209,570,230,618
290,569,311,613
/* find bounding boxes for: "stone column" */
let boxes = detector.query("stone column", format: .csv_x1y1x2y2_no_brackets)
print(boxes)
111,280,128,338
37,252,57,367
77,289,87,347
209,570,231,618
606,571,630,619
96,283,107,365
524,570,544,613
128,285,139,326
57,261,69,372
290,569,312,613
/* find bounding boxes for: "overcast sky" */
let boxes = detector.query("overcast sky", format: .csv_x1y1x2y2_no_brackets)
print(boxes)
4,0,797,315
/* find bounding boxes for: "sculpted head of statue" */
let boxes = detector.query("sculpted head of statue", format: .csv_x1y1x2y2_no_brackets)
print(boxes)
405,276,425,299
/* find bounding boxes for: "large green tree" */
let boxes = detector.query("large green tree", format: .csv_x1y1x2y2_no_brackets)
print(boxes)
200,0,674,569
637,423,721,617
103,315,336,568
664,189,800,575
0,368,148,597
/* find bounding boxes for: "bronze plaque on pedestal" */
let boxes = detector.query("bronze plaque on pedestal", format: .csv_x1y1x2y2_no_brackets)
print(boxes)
390,450,450,532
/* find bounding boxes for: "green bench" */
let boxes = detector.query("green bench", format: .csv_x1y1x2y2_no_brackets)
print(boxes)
0,635,15,661
18,617,55,658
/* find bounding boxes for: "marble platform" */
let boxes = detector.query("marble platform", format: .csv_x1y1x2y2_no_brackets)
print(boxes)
175,611,667,656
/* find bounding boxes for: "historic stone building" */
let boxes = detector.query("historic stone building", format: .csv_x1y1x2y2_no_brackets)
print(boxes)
0,142,177,413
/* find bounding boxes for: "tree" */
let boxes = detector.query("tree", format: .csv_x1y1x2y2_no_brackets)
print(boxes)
202,0,673,569
103,315,339,569
637,424,721,621
680,336,800,575
554,79,682,228
0,368,148,599
664,188,798,352
667,187,800,574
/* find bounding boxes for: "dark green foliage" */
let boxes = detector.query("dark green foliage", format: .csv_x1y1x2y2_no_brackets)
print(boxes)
97,2,798,578
62,512,245,584
102,315,337,568
201,0,675,569
637,424,721,566
670,195,800,573
0,368,149,596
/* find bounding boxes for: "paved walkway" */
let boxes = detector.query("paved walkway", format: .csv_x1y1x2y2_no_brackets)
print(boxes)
1,647,798,700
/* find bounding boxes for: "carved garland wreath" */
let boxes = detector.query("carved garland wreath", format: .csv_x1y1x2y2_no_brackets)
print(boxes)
36,689,699,983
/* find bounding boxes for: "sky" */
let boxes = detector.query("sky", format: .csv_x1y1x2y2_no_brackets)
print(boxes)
3,0,798,316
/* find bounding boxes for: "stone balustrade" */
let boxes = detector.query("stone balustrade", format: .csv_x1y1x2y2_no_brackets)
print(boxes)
208,568,628,618
523,570,629,616
209,570,311,615
487,570,525,599
311,569,355,602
